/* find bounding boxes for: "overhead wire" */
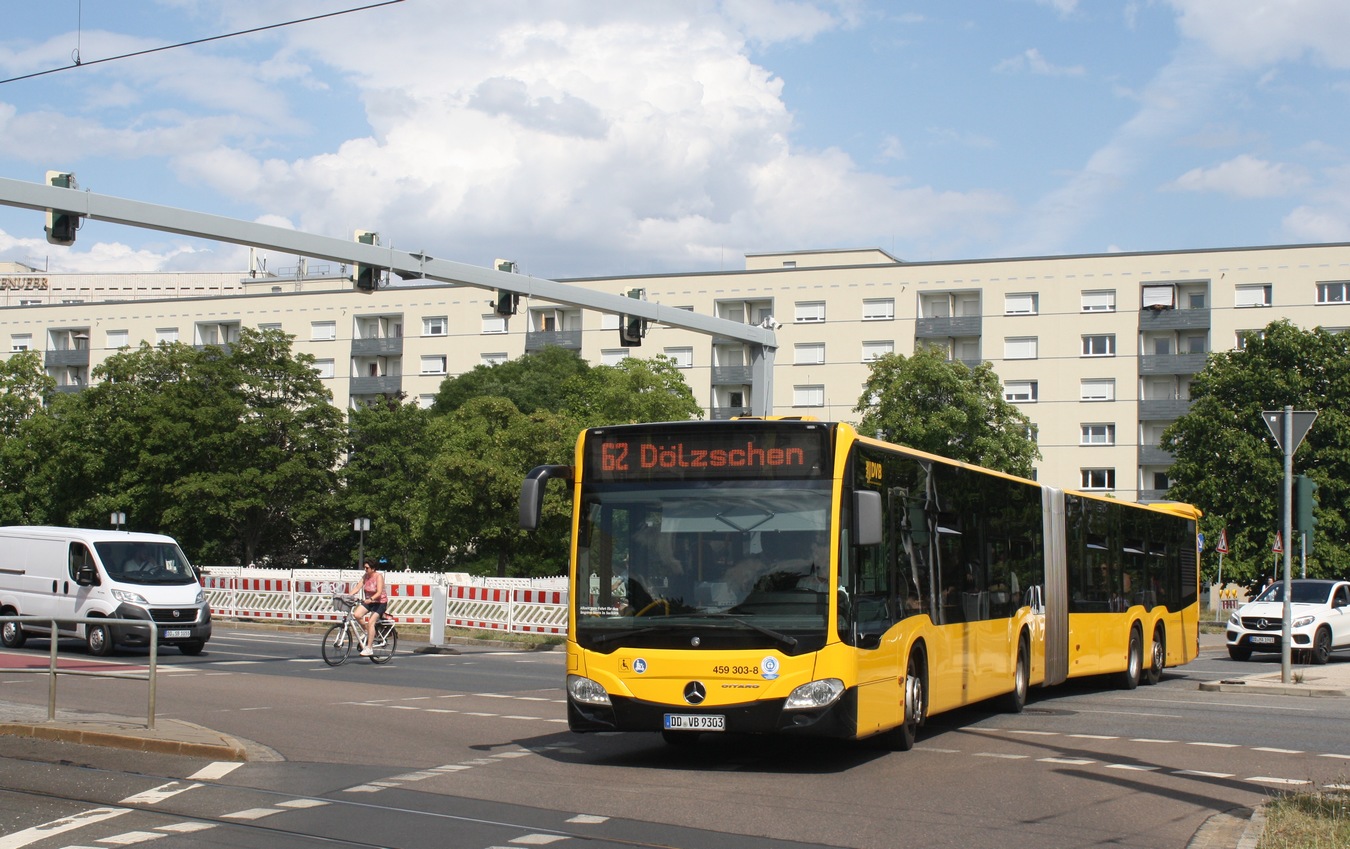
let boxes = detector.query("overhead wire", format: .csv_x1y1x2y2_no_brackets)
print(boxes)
1,0,405,86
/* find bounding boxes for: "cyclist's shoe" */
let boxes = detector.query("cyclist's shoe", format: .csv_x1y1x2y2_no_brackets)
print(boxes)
359,648,374,656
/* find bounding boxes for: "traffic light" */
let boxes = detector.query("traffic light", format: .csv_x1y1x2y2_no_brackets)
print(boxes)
352,230,380,291
44,171,80,246
1294,474,1319,554
492,259,519,316
619,287,647,347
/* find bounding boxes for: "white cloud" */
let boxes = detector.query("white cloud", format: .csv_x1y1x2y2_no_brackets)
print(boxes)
994,48,1085,77
1168,0,1350,69
1167,154,1308,198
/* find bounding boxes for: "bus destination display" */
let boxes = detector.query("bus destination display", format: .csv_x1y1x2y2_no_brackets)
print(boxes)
585,425,828,482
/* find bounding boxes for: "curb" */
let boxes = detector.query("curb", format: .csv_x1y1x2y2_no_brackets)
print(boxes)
0,719,249,761
1198,680,1347,698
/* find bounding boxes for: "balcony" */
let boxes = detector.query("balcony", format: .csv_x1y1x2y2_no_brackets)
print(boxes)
915,315,981,339
711,365,753,386
711,406,751,420
1139,307,1210,331
44,348,89,368
1138,445,1175,466
1138,398,1192,420
351,337,403,357
349,375,403,396
53,384,83,395
1138,489,1172,503
1139,352,1208,376
524,330,582,352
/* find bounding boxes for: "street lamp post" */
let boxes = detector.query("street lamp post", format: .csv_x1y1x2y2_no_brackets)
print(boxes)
110,511,126,531
353,518,370,569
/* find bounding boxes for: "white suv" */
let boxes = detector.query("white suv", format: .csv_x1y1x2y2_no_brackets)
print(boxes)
1226,579,1350,664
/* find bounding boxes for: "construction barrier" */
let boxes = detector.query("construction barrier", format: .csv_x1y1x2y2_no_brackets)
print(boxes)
201,568,568,636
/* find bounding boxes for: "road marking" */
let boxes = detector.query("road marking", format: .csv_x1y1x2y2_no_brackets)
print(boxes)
94,830,165,844
156,822,216,833
119,782,202,805
277,799,329,809
975,752,1028,760
0,807,128,849
1248,777,1312,786
1175,770,1234,778
187,762,242,780
567,814,608,824
1105,764,1159,772
222,808,284,819
1188,742,1240,748
1253,747,1304,754
1039,758,1095,765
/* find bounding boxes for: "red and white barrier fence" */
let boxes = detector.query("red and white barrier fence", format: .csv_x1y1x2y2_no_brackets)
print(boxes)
201,569,568,636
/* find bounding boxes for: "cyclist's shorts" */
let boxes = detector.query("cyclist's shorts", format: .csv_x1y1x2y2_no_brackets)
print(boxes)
363,602,388,616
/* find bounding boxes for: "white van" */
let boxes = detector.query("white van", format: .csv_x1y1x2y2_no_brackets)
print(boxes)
0,526,212,655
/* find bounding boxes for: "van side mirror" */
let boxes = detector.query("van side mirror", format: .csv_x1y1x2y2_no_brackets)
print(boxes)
853,490,882,547
75,565,97,586
519,464,573,530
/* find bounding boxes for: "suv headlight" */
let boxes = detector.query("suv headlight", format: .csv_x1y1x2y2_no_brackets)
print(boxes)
567,674,611,706
784,678,845,710
1293,614,1315,629
112,588,149,605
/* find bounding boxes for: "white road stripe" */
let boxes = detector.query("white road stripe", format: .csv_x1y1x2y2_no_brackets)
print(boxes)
187,762,242,780
119,782,202,805
0,807,128,849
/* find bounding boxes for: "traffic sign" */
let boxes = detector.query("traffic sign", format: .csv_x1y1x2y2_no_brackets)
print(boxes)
1216,528,1228,554
1263,410,1318,454
1272,531,1283,553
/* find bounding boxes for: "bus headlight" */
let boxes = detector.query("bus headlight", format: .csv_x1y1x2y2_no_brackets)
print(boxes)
784,678,844,710
567,674,612,706
112,588,149,606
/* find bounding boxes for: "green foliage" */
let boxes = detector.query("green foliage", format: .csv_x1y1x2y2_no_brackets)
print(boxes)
562,355,702,426
853,347,1041,478
1164,320,1350,586
341,396,432,569
432,346,590,414
0,350,54,438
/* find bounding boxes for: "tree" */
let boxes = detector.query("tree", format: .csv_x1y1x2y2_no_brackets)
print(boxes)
0,350,53,438
1163,320,1350,585
432,346,591,415
341,395,433,569
417,396,578,576
563,355,702,425
854,347,1040,477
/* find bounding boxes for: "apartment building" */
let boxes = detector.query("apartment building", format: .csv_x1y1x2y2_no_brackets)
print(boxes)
2,242,1347,502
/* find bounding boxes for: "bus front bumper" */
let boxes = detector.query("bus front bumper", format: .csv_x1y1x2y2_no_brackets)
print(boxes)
568,687,860,738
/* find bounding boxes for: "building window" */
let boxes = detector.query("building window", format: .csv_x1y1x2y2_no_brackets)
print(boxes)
423,316,448,336
310,321,335,342
1081,424,1116,445
861,340,893,362
313,359,336,379
1004,380,1038,403
601,314,620,330
106,330,129,349
1004,293,1038,315
1316,282,1349,304
1081,468,1115,490
1082,334,1115,357
416,394,436,409
1234,284,1272,308
1141,285,1176,309
482,315,507,334
862,299,895,321
156,327,180,345
664,347,693,368
794,301,826,323
257,322,282,333
481,352,508,366
1081,290,1116,312
1236,330,1264,350
600,349,628,366
794,342,825,365
10,333,31,352
793,385,825,407
420,355,447,375
1004,337,1038,360
1081,379,1115,402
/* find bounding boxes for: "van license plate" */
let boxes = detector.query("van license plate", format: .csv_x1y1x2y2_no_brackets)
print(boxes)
664,714,724,731
164,629,190,639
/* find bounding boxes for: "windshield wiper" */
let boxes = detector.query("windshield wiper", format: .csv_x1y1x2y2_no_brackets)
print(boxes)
682,613,798,649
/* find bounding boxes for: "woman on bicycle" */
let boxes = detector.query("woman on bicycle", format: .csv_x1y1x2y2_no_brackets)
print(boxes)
350,558,388,657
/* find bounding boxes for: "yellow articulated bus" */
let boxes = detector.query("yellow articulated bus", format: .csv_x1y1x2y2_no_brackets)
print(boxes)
519,418,1201,750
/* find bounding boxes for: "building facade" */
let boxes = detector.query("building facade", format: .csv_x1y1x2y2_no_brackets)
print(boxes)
2,243,1348,502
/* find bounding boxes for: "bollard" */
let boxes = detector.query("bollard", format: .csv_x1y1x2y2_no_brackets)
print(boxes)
431,585,447,645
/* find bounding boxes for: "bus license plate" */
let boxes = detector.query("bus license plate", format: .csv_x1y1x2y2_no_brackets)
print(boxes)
1251,635,1276,644
164,629,191,639
664,714,724,731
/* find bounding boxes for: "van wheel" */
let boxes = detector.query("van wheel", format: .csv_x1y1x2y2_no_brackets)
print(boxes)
85,622,114,656
1,617,25,649
178,640,204,656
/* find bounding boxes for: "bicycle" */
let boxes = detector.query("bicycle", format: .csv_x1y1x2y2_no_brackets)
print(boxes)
322,594,398,666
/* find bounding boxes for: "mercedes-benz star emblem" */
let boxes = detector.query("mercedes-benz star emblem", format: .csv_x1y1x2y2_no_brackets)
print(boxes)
683,681,706,705
1258,618,1270,630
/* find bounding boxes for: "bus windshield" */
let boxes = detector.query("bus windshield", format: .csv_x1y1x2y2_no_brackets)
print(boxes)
576,478,833,654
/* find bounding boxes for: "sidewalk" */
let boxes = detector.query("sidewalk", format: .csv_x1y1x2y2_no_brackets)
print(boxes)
1196,629,1350,697
0,700,253,760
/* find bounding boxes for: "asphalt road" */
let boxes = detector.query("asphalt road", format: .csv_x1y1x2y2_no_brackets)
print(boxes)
1,627,1348,849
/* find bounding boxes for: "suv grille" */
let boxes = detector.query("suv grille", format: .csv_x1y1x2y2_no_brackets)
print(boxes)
1240,617,1281,631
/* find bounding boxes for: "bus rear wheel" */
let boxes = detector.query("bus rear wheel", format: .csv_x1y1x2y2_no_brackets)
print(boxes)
999,638,1029,713
1144,628,1165,685
1116,627,1142,690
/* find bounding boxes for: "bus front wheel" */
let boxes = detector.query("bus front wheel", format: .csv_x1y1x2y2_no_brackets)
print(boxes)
1117,627,1142,690
882,650,926,751
999,637,1029,713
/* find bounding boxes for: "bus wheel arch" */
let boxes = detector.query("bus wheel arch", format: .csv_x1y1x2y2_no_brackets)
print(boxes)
1144,623,1165,685
882,643,927,752
1117,623,1142,690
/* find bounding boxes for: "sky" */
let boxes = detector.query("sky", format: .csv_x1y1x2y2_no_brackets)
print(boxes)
2,0,1350,279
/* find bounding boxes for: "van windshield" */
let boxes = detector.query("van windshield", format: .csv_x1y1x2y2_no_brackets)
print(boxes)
95,541,198,585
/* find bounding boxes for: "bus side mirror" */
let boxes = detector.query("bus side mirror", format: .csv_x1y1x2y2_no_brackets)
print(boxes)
853,490,882,546
519,464,573,530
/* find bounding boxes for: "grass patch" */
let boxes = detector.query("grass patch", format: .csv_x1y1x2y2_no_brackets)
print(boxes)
1260,787,1350,848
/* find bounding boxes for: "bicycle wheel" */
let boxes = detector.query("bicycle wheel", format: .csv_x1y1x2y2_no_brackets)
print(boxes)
321,623,352,666
369,626,398,664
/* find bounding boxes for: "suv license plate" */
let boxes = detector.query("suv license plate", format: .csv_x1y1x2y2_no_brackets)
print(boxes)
664,714,725,731
1251,635,1276,644
164,629,191,639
